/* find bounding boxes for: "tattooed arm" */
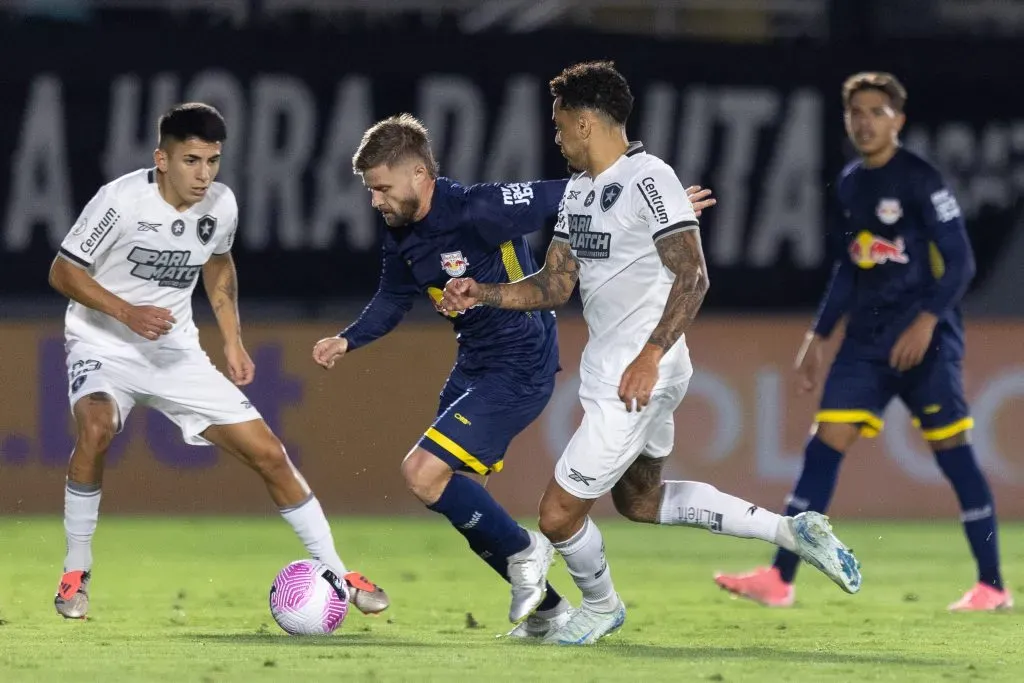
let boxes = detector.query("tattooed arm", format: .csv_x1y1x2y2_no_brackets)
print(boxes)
203,253,242,345
202,253,255,385
442,239,580,312
646,229,710,353
617,228,710,412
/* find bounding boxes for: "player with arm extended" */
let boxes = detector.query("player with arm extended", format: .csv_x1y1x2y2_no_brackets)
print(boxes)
714,73,1011,611
441,61,862,645
311,113,574,636
312,113,716,636
50,103,387,620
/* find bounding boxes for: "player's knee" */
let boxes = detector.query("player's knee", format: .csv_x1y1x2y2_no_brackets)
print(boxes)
401,448,451,505
76,417,116,455
249,438,291,479
538,495,585,542
812,422,859,452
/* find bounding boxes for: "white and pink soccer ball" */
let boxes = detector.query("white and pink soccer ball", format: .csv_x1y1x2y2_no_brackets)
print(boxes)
269,560,350,635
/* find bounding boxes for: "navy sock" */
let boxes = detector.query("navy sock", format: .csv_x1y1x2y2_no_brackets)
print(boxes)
773,436,845,583
934,444,1003,590
428,473,564,611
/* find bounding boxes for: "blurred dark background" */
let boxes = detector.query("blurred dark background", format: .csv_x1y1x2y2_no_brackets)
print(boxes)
2,1,1024,518
1,0,1022,321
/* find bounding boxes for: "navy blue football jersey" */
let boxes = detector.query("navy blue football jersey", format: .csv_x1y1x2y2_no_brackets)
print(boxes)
342,177,567,379
813,148,975,360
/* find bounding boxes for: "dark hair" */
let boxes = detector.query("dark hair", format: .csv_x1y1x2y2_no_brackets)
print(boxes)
842,72,908,112
352,113,439,177
549,60,634,125
158,102,227,147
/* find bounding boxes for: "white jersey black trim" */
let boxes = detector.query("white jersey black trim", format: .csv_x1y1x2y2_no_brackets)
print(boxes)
147,168,155,184
625,141,645,157
652,219,699,242
59,247,90,268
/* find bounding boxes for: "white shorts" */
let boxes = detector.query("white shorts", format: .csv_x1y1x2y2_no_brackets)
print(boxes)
555,372,689,499
66,341,261,445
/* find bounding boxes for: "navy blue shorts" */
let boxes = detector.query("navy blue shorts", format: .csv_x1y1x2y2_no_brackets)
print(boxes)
418,368,554,475
816,352,972,440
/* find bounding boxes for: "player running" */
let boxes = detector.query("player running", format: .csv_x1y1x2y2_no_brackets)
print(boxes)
312,113,573,634
50,103,387,619
442,61,862,645
714,72,1012,612
314,114,714,636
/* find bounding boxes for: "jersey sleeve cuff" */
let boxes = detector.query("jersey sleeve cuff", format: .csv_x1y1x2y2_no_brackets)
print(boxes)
652,220,699,242
552,231,570,242
58,247,92,268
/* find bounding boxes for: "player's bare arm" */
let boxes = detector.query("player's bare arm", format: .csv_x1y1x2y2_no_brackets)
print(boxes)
618,229,709,412
202,253,255,385
49,255,175,340
442,239,579,313
648,229,710,352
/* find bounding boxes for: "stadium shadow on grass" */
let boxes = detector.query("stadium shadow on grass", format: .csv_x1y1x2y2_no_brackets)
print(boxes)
604,643,948,667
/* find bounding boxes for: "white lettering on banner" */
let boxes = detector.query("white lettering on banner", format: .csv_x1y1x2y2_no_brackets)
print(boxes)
3,75,73,251
2,71,557,255
186,70,247,192
639,85,824,269
420,75,486,184
310,77,375,250
247,75,317,250
906,121,1024,218
543,366,1024,486
483,75,541,184
104,73,179,180
750,91,822,267
712,90,781,267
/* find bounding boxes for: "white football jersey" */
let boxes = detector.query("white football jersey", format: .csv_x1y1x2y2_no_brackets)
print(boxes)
59,168,238,350
552,142,699,389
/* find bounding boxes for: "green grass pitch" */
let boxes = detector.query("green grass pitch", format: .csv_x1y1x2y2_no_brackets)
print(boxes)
1,517,1020,682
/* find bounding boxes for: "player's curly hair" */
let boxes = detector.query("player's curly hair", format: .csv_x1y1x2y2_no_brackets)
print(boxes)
549,60,634,125
158,103,227,147
352,113,439,177
842,72,907,112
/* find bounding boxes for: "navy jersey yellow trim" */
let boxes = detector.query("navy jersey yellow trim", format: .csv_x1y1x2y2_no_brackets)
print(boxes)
340,177,564,378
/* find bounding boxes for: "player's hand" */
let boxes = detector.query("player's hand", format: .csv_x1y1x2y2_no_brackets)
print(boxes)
224,341,255,386
312,336,349,370
119,304,176,341
794,331,824,394
685,185,717,217
619,344,662,413
441,278,481,314
890,312,938,372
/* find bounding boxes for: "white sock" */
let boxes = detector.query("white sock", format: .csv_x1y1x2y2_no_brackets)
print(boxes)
64,481,101,572
658,480,796,552
552,517,618,612
280,494,348,575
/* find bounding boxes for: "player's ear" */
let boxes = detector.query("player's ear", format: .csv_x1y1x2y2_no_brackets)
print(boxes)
577,112,592,140
153,147,169,173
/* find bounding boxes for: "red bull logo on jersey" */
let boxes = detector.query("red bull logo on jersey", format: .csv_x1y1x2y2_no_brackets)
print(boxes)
848,230,910,269
440,251,469,277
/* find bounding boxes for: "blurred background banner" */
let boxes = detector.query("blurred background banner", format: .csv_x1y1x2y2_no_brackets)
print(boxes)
3,319,1023,518
1,16,1022,311
1,1,1023,519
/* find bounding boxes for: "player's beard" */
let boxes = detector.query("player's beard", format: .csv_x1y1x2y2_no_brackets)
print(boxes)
384,195,422,227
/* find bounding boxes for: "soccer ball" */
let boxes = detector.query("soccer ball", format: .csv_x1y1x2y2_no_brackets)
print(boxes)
269,560,350,635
